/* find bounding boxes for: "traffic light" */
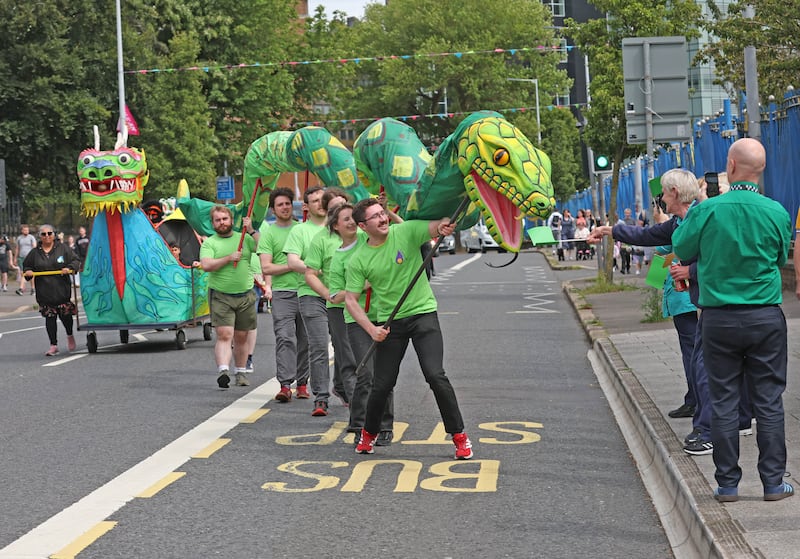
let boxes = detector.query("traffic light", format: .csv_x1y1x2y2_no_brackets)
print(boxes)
594,154,611,171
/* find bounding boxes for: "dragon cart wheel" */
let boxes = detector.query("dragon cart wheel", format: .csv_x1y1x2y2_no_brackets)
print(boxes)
120,329,129,344
87,332,98,353
176,329,187,350
203,322,213,341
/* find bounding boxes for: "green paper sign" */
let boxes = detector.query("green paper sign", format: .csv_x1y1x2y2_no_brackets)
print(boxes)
527,226,557,246
645,253,670,289
648,176,662,197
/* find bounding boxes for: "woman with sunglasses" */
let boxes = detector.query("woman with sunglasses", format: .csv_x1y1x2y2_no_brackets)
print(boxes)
22,225,81,356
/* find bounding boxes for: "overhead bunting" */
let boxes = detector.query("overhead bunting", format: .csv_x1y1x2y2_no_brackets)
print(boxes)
127,45,573,75
287,104,586,128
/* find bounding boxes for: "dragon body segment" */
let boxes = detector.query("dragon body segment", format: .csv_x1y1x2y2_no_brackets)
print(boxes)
77,146,209,326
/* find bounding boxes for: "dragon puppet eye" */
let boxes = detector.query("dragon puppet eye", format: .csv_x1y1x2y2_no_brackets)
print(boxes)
493,149,510,166
118,153,132,165
81,155,95,166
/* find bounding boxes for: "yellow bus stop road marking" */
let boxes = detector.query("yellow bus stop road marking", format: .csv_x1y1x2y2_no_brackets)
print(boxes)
50,521,117,559
193,438,231,459
135,471,187,498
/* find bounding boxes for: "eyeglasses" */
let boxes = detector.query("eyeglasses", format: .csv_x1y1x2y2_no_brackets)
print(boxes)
40,231,54,236
363,210,387,222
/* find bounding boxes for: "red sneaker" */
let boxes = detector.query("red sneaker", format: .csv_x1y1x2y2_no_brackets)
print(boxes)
295,384,310,399
311,401,328,416
355,429,377,454
274,386,292,403
453,432,473,460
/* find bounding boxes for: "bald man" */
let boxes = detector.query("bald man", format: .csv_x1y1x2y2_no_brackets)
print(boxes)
673,138,793,503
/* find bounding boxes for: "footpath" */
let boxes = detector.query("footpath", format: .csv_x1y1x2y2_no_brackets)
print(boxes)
544,251,800,559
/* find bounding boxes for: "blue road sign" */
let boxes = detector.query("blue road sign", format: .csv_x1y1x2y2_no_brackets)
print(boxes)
216,176,235,200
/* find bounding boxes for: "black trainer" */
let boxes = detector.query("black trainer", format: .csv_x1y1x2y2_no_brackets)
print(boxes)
217,370,230,389
684,440,713,455
668,404,695,418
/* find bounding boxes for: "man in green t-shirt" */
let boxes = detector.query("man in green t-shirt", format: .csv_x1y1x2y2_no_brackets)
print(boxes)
673,138,793,502
345,198,473,459
199,205,259,389
258,188,310,402
284,186,334,417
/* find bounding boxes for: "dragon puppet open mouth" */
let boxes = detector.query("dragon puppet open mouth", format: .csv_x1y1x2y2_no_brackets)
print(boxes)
458,117,554,252
77,147,148,216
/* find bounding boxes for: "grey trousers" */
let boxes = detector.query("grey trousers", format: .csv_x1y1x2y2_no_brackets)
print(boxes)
298,295,330,403
271,290,309,387
328,306,357,403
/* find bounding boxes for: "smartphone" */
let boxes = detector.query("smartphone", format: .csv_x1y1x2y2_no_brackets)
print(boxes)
653,193,667,212
705,172,720,198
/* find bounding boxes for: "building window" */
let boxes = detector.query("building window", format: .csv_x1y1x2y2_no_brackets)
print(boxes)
555,91,570,107
545,0,565,17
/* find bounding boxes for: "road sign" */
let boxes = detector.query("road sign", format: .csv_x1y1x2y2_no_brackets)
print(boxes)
622,36,690,144
216,176,234,200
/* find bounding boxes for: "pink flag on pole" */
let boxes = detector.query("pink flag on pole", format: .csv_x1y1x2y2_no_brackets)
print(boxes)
117,105,140,135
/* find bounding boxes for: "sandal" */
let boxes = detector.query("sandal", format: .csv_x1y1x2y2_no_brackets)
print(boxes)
45,345,59,357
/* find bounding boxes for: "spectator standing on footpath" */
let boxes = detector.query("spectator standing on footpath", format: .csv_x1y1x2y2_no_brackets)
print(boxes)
673,138,794,502
16,224,37,295
284,186,335,416
345,198,473,459
589,169,701,434
0,235,16,291
560,209,575,260
547,209,563,260
258,188,310,403
22,224,80,356
199,206,259,389
74,226,90,287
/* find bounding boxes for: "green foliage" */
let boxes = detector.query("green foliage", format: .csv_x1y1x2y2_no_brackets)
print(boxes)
640,287,668,323
538,108,587,202
346,0,570,143
697,1,800,101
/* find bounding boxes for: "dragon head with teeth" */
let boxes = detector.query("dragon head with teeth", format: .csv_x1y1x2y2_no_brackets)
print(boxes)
77,147,149,216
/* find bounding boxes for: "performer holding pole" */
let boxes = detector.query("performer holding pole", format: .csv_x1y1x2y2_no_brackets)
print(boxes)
345,196,474,460
22,224,81,356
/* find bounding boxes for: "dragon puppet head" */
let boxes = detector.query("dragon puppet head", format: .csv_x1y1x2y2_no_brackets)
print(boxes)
456,115,555,252
77,147,149,216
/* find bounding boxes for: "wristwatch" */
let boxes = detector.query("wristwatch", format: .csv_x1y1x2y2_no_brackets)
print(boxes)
328,292,338,302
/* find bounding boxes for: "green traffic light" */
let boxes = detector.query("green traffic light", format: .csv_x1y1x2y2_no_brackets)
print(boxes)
595,155,610,169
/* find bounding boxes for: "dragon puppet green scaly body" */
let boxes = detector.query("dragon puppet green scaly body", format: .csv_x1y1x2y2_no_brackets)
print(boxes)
178,111,554,252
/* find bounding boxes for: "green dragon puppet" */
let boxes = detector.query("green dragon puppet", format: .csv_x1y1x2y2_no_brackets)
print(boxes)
77,144,210,329
179,111,553,252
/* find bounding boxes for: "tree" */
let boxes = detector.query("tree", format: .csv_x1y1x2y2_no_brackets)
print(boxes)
343,0,571,144
565,0,701,282
697,0,800,101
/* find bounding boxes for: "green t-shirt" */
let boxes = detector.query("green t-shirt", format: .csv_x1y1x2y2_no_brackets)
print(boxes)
283,221,325,298
305,228,349,308
672,188,791,307
346,220,436,322
329,235,376,322
199,233,256,293
256,222,299,292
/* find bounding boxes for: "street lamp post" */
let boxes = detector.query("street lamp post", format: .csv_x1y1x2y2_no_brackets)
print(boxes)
507,78,541,144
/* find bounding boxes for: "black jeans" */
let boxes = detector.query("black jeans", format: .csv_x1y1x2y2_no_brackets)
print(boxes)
364,312,464,435
702,305,787,489
347,322,394,433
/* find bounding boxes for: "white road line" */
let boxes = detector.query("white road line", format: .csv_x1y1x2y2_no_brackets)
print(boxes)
449,254,481,271
42,354,86,367
0,377,280,559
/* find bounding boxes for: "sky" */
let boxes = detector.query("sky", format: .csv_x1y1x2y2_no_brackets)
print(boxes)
315,1,372,19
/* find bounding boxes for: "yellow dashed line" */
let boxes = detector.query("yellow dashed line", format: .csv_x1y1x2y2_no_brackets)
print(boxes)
192,438,231,458
135,471,187,498
50,521,117,559
241,408,270,424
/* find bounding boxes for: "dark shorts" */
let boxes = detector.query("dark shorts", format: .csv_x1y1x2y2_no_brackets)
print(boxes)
210,289,257,330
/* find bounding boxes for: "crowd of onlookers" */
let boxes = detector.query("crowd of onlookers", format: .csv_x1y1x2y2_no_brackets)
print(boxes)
546,204,654,271
0,225,90,295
